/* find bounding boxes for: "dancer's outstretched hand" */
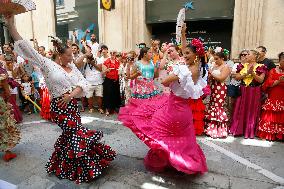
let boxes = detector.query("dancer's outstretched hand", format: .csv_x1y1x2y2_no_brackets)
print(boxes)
58,94,71,109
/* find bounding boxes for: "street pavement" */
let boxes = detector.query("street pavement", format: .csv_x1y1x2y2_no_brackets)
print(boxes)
0,112,284,189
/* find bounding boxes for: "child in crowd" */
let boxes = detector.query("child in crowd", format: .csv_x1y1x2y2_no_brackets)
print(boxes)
20,73,34,114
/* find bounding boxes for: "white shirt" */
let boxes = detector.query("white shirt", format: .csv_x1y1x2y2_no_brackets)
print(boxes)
170,65,207,99
86,40,99,58
22,82,32,95
84,61,103,85
14,40,89,98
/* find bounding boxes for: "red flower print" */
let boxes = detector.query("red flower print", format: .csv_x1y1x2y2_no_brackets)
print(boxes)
99,159,109,167
79,140,87,149
68,150,75,158
77,167,83,175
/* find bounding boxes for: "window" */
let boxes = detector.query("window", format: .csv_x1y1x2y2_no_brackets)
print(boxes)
56,0,64,6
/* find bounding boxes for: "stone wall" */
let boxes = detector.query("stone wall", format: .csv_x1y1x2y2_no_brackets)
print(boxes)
231,0,284,59
14,0,56,50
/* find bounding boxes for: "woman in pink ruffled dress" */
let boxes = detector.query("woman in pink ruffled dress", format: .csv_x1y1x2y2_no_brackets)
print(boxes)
119,24,208,174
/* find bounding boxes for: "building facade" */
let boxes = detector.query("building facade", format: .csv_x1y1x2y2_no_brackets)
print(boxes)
7,0,284,59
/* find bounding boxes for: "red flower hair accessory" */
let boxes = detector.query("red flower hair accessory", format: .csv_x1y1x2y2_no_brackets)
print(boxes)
191,38,205,57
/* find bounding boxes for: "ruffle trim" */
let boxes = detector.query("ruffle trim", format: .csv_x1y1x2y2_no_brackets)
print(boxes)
173,65,206,99
257,130,284,141
262,99,284,111
205,121,228,138
205,107,228,122
46,143,116,184
131,90,161,99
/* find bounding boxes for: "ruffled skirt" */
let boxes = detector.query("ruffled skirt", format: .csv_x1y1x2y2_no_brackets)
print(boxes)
119,93,208,174
131,78,161,99
0,97,20,152
8,94,22,123
46,98,116,184
205,82,228,138
230,86,261,138
257,99,284,141
40,87,51,120
189,98,205,135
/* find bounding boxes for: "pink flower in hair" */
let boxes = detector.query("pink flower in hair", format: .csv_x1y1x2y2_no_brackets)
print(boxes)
191,38,205,57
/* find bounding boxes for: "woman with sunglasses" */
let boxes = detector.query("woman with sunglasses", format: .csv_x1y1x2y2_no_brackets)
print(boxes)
230,50,266,139
257,52,284,141
227,50,249,118
123,51,136,104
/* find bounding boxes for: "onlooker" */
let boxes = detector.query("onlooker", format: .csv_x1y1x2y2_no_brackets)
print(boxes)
257,52,284,141
102,51,121,116
256,46,276,71
230,50,266,139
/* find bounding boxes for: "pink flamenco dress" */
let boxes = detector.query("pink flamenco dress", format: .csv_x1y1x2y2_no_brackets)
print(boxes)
256,68,284,141
119,64,208,174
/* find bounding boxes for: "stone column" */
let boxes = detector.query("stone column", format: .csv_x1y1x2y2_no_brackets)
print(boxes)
14,0,56,50
231,0,264,58
231,0,284,58
98,0,151,51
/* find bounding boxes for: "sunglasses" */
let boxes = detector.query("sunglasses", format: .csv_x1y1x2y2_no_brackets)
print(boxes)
240,54,248,56
127,57,135,61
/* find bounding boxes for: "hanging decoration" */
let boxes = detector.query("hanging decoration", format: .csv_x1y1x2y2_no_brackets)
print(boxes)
0,0,36,15
100,0,115,11
175,1,195,45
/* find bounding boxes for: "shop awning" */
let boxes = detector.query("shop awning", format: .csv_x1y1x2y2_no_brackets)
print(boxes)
146,0,235,24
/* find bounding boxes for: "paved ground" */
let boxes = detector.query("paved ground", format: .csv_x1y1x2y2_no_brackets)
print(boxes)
0,112,284,189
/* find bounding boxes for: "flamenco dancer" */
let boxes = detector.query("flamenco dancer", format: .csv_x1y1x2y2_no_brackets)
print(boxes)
119,23,208,174
0,68,20,162
6,15,116,183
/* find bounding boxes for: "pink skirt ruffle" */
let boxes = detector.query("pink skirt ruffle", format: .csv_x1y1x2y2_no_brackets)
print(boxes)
119,93,208,174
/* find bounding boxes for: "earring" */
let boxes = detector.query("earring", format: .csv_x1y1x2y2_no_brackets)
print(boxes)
194,56,199,64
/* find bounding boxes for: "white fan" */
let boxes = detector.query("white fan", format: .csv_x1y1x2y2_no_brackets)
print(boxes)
0,0,36,15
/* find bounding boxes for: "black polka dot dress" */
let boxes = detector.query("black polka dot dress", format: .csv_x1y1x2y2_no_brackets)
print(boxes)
45,98,116,184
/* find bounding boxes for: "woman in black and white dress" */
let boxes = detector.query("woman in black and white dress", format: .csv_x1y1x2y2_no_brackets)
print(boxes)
6,15,116,184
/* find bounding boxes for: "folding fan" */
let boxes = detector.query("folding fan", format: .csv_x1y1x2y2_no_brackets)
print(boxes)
0,0,36,15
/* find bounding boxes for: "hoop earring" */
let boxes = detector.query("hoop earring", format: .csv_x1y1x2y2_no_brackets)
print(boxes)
194,56,199,64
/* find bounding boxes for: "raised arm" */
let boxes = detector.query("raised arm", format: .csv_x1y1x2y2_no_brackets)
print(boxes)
5,16,50,72
181,23,188,54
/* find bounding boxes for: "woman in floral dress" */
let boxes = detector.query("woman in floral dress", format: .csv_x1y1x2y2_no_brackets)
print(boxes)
205,52,231,138
0,68,20,162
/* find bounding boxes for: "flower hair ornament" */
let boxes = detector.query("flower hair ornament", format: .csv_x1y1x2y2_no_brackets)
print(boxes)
191,38,205,57
214,46,230,56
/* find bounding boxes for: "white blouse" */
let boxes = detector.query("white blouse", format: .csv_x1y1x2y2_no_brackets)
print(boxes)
14,40,89,98
170,65,207,99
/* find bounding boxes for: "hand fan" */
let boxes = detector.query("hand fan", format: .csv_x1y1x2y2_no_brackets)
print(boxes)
0,0,36,15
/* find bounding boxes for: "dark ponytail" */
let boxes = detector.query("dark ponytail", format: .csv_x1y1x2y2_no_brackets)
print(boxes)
138,47,150,60
51,39,69,60
200,56,207,78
